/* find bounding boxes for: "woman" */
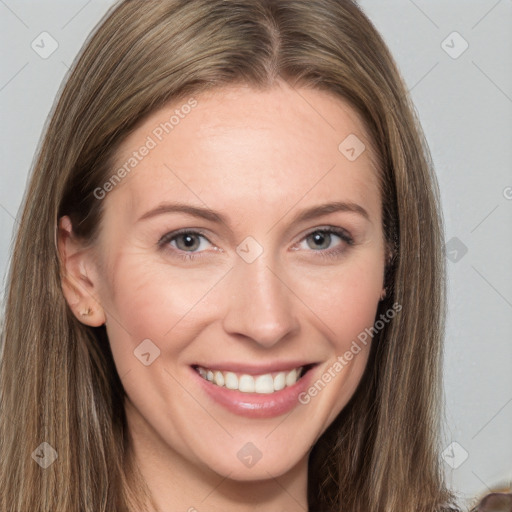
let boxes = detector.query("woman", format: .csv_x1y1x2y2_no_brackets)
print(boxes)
0,0,463,510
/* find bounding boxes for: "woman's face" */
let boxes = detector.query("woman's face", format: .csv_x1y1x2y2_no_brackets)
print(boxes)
64,82,386,482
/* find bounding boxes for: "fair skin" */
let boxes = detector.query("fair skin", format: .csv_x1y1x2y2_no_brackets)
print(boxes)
58,81,387,511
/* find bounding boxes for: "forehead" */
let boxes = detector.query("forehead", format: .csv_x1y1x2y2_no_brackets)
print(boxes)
105,82,381,225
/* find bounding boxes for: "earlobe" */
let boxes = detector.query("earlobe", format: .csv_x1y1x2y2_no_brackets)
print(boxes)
78,305,105,327
57,216,106,327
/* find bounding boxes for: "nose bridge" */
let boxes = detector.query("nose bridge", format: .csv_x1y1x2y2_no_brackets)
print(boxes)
222,250,298,347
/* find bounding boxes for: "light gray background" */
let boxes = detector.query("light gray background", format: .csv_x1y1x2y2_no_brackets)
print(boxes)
1,1,511,508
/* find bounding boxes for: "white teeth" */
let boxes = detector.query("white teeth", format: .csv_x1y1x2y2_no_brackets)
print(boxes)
214,371,224,387
254,374,274,394
238,374,255,392
224,372,238,390
285,368,298,387
195,365,305,394
273,372,286,391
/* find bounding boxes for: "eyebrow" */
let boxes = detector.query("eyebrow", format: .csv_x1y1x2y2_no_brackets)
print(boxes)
289,201,370,224
138,203,226,224
137,200,370,226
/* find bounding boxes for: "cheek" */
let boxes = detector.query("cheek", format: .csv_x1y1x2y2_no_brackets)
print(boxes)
329,273,381,343
290,264,382,430
298,253,384,343
100,254,228,365
294,253,382,397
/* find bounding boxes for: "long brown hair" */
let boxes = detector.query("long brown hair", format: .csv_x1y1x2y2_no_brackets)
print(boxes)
0,1,460,510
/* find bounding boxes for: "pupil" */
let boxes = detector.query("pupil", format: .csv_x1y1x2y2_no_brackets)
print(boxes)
179,234,199,250
309,231,330,250
314,233,324,244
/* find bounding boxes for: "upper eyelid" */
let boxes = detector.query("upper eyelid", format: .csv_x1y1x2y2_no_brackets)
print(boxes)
303,225,352,238
159,228,211,245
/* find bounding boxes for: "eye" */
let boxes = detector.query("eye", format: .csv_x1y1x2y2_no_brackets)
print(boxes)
159,230,213,255
296,228,353,254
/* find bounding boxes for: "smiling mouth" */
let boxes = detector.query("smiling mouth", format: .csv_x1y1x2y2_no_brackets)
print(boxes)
192,364,315,394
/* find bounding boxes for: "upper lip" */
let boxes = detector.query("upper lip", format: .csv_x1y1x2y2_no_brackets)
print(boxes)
192,361,318,375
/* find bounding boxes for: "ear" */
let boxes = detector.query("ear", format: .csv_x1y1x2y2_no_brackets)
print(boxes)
57,216,106,327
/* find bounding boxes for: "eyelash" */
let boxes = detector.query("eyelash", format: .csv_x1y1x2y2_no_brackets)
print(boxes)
157,227,354,262
303,227,354,260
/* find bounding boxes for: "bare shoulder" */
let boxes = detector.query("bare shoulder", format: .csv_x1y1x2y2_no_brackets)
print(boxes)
469,491,512,512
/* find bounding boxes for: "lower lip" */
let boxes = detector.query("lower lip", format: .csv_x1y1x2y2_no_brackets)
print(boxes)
190,366,317,419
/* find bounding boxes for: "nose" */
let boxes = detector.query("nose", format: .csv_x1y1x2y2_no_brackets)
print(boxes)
222,254,299,348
